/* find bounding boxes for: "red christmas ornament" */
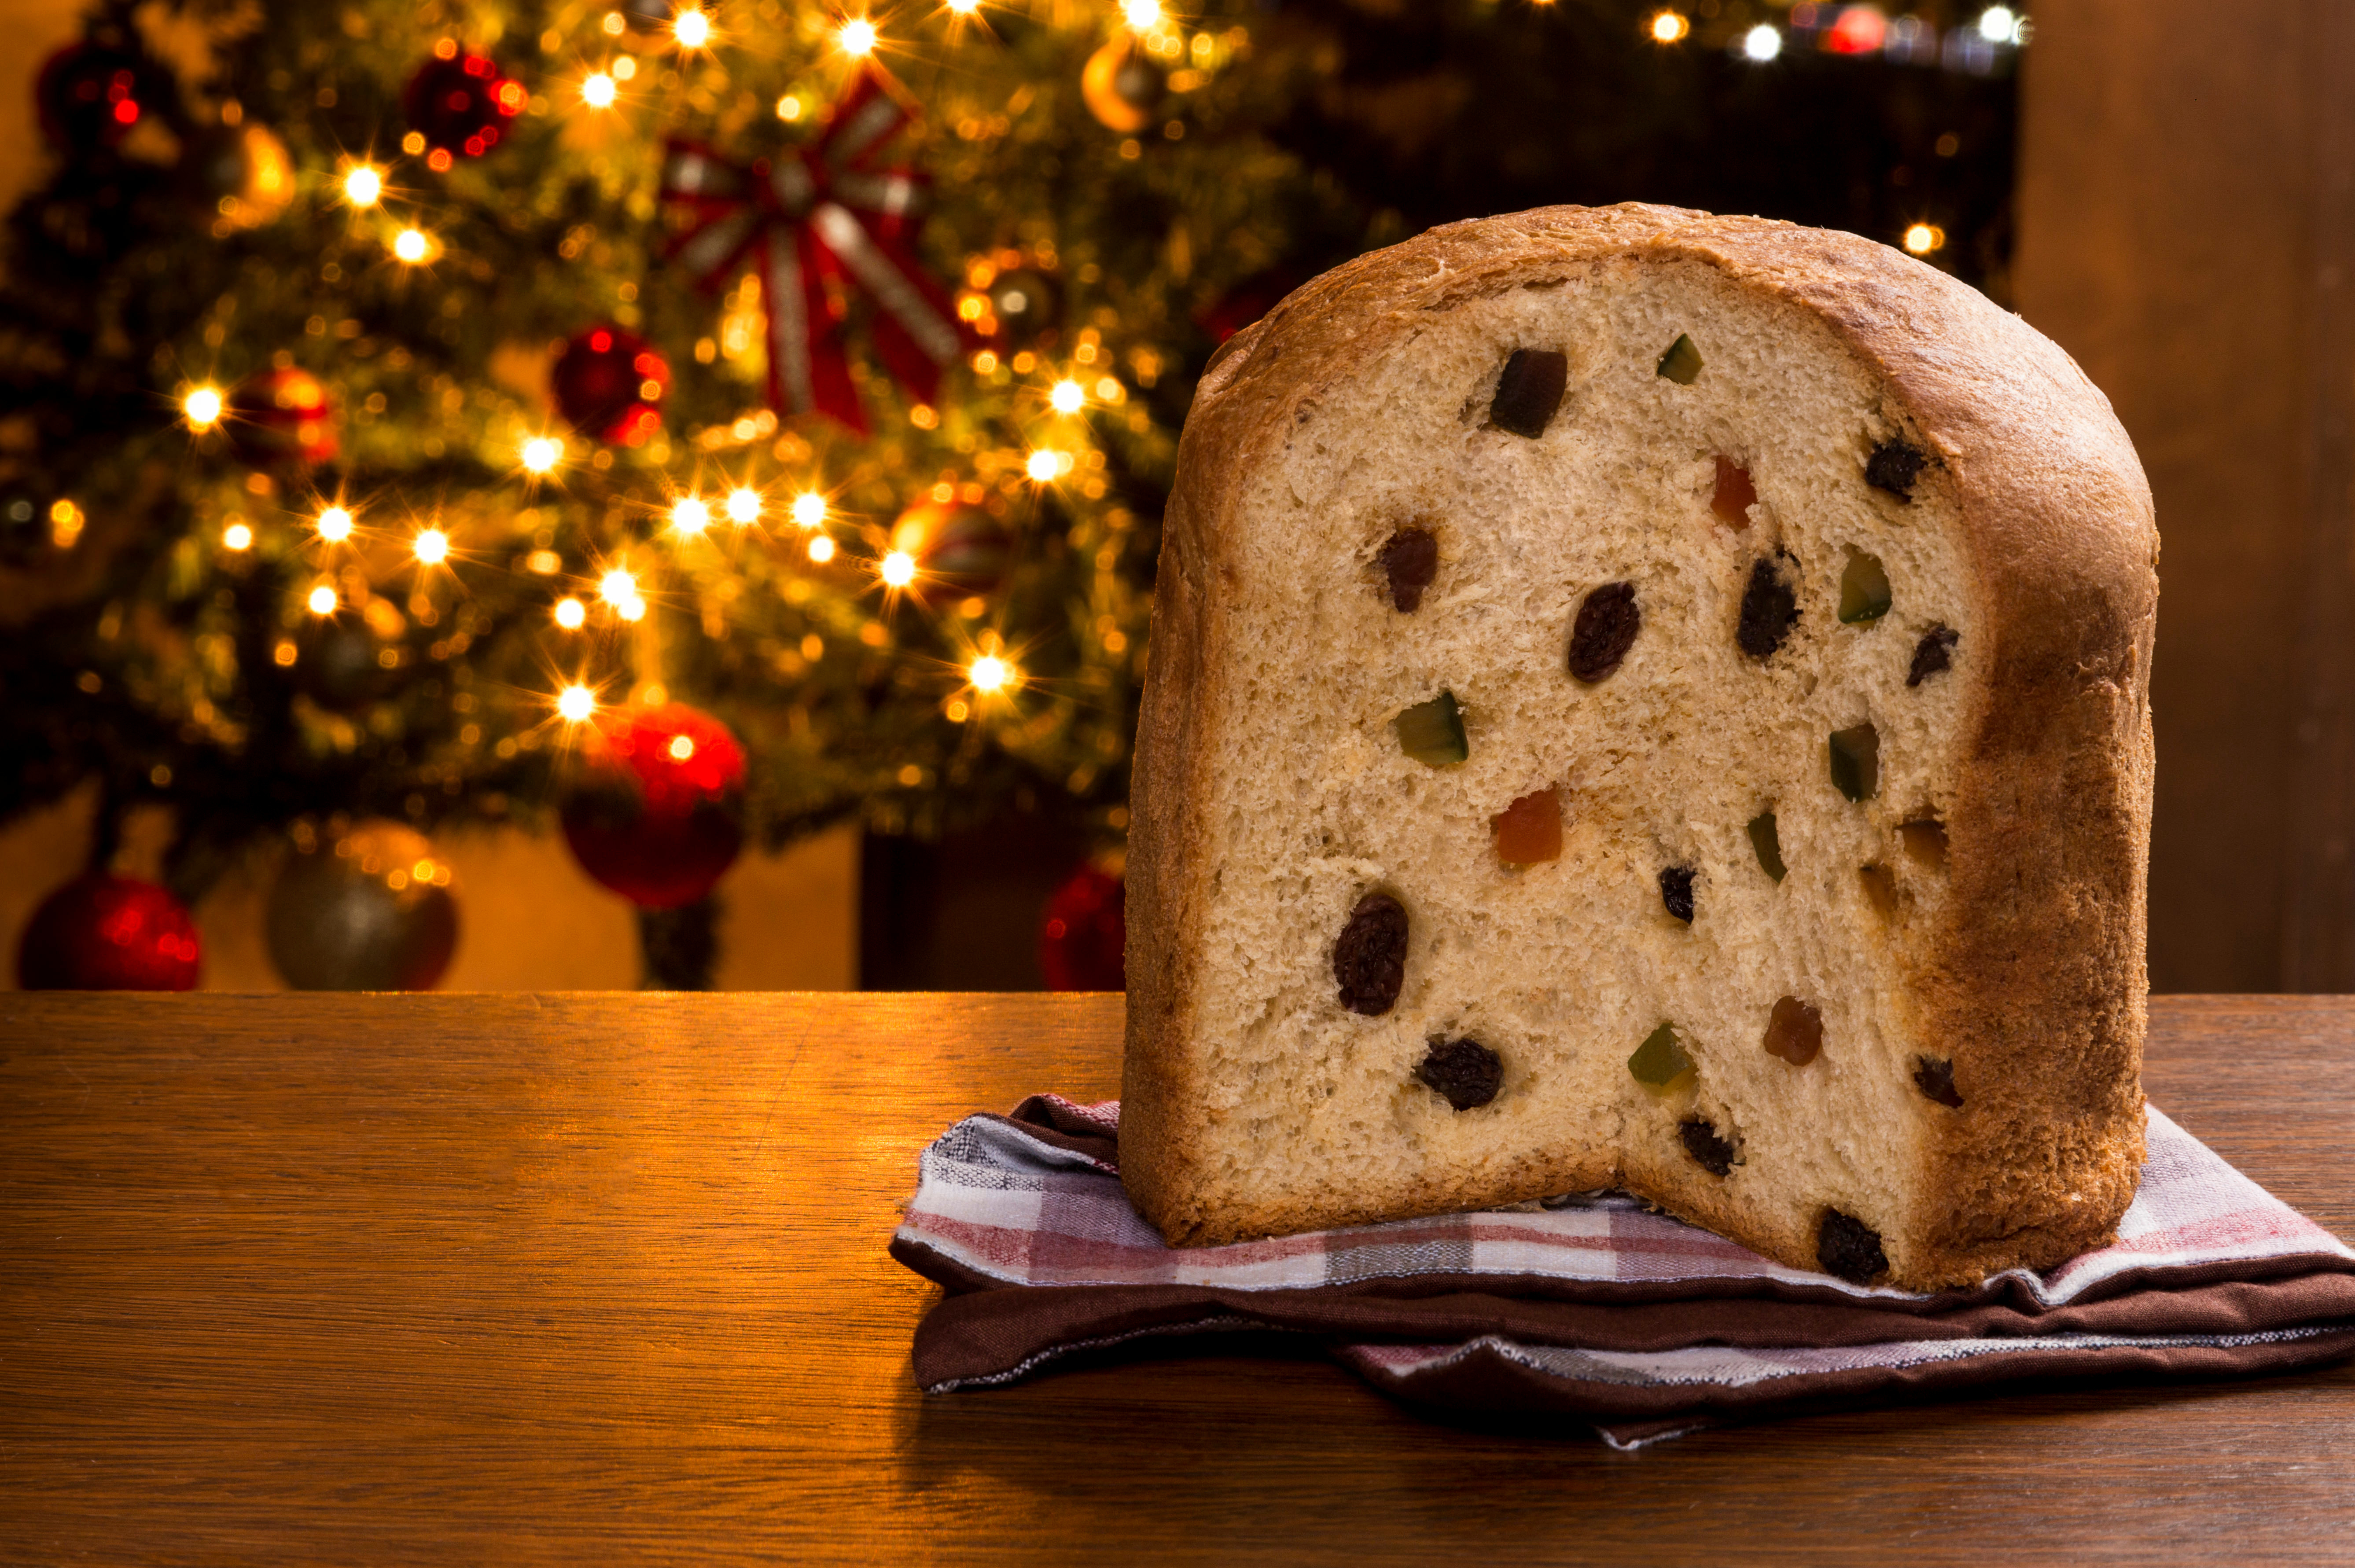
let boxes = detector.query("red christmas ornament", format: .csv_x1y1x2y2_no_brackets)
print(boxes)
551,325,668,444
227,367,337,470
1040,864,1125,991
561,703,747,909
1196,268,1307,345
403,48,525,160
890,498,1015,598
18,873,202,990
34,39,166,155
658,64,971,434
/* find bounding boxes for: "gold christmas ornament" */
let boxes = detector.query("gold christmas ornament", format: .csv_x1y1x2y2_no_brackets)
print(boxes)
1082,37,1164,134
187,121,296,230
266,820,459,990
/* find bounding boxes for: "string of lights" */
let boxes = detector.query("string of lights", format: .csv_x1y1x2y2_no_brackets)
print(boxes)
2,0,2024,988
4,0,1344,923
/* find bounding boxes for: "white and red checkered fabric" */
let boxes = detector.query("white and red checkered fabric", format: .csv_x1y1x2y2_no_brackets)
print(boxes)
894,1101,2355,1445
902,1102,2348,1302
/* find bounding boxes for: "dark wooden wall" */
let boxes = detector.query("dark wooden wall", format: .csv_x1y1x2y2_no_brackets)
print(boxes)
2016,0,2355,991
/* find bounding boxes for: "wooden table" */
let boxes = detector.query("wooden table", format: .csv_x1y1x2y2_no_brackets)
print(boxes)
4,994,2351,1564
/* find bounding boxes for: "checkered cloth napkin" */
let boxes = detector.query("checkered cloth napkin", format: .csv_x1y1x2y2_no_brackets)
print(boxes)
890,1097,2355,1447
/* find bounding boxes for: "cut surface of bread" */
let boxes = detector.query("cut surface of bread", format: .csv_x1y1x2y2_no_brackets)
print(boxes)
1120,206,2158,1291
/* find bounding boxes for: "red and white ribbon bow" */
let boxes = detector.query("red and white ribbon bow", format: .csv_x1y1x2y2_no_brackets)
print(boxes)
659,66,966,434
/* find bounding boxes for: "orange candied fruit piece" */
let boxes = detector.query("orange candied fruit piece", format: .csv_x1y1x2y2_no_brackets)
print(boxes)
1711,455,1757,528
1492,786,1563,866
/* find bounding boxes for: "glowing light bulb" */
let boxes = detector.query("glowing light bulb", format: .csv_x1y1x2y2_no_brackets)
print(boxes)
582,72,617,108
1122,0,1159,29
1978,6,2017,44
393,228,431,263
222,522,254,551
307,584,339,615
968,654,1012,692
557,684,596,723
667,733,696,761
316,506,354,542
1903,223,1946,256
616,595,647,622
600,568,638,605
1049,379,1086,414
671,496,712,535
1026,449,1062,482
183,387,224,429
725,488,761,524
555,596,587,629
522,436,563,474
807,534,836,563
1741,23,1781,60
343,165,383,207
412,528,449,565
946,0,979,12
839,18,877,55
1650,10,1689,43
673,8,711,47
790,492,828,529
880,550,917,588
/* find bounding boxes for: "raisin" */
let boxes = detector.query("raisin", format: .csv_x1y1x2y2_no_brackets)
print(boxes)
1859,863,1899,916
1737,557,1799,658
1568,581,1641,683
1908,624,1959,686
1379,527,1439,613
1659,864,1696,924
1656,333,1703,385
1839,551,1892,624
1627,1022,1693,1089
1914,1055,1965,1108
1416,1037,1504,1111
1490,348,1568,439
1333,892,1409,1016
1899,819,1948,869
1711,456,1757,528
1866,439,1926,500
1678,1117,1737,1177
1492,787,1563,867
1829,723,1880,802
1762,995,1823,1066
1747,811,1787,882
1818,1209,1889,1284
1395,691,1468,766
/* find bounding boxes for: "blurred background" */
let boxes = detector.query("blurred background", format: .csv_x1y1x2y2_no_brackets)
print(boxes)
0,0,2335,995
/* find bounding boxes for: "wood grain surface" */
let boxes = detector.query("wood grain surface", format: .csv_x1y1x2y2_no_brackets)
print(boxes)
3,992,2352,1565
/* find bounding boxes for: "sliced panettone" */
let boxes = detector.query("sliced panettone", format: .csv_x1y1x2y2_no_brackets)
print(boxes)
1119,204,2158,1291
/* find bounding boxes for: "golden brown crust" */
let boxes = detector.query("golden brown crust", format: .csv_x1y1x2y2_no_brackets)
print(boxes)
1120,205,2157,1286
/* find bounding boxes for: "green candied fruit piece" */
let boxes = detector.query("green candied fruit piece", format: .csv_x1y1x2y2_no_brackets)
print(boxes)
1829,722,1880,802
1395,690,1468,766
1656,333,1703,386
1748,810,1787,882
1628,1022,1694,1089
1839,551,1893,624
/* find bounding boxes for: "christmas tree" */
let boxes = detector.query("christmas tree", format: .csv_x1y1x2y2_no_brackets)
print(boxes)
0,0,2023,991
2,0,1346,987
